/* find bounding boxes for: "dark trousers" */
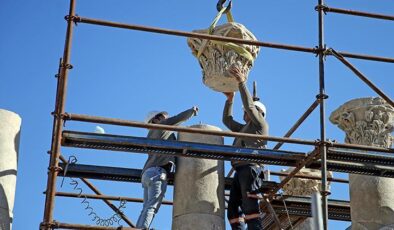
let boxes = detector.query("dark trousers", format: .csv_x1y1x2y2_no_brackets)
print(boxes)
227,165,264,230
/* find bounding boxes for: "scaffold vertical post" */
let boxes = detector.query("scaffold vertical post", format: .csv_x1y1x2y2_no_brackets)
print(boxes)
317,0,329,229
42,0,76,228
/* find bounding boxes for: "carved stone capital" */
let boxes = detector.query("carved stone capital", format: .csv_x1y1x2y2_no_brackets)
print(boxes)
330,97,394,230
188,22,260,92
329,97,394,148
280,168,332,196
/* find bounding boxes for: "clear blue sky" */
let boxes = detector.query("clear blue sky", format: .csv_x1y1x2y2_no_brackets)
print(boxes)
1,0,393,229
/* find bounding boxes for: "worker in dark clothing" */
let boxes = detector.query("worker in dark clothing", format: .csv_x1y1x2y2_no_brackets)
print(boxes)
136,107,198,229
223,66,269,230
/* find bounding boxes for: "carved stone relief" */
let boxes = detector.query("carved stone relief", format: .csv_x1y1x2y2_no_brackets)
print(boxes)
329,97,393,147
280,168,332,196
188,22,260,92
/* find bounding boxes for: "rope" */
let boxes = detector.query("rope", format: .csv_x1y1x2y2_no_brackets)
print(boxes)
280,193,294,229
196,5,254,63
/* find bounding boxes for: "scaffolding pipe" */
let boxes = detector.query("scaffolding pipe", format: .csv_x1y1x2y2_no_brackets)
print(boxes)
48,222,136,230
228,96,317,180
226,99,318,180
324,6,394,21
273,99,320,150
317,0,329,228
64,113,394,153
43,2,394,229
42,0,76,227
70,16,394,63
329,142,393,153
269,171,348,183
268,149,320,196
64,113,317,146
59,155,135,227
329,48,394,108
55,192,174,205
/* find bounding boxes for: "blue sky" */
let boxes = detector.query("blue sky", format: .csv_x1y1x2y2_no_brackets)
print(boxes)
1,0,393,229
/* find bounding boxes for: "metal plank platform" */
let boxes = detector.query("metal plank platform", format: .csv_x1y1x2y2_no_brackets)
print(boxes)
58,163,278,192
57,163,350,223
62,131,394,177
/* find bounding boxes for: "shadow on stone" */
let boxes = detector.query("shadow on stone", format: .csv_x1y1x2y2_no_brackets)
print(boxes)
0,184,11,230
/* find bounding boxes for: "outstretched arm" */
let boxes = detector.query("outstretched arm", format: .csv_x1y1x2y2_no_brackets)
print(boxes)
222,92,243,132
162,106,198,126
228,65,266,129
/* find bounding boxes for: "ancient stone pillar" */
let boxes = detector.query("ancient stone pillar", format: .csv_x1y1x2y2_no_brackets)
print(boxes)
280,168,332,230
172,124,225,230
0,109,22,230
330,97,394,230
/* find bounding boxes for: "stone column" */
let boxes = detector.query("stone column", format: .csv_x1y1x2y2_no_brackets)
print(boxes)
172,124,225,230
0,109,22,230
280,168,332,230
330,97,394,230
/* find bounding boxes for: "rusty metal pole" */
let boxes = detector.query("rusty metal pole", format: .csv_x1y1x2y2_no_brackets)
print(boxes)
316,0,329,229
325,6,394,21
58,155,135,227
329,48,394,108
273,99,319,150
42,0,76,228
72,16,394,63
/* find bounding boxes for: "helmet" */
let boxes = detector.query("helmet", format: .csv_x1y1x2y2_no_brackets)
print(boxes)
145,111,169,123
253,101,266,117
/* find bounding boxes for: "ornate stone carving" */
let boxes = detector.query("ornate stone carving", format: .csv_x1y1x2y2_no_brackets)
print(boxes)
280,168,332,196
188,22,260,92
329,97,394,148
329,97,394,230
279,168,332,230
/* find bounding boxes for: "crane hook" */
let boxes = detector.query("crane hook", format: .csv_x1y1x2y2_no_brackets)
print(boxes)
217,0,232,13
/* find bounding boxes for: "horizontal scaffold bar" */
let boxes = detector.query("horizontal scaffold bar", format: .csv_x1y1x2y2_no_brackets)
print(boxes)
269,196,350,221
64,113,394,153
62,130,308,166
57,163,278,192
54,191,350,221
62,131,394,178
324,6,394,21
70,16,394,63
42,222,136,230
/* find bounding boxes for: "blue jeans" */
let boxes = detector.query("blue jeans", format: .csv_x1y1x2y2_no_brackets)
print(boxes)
136,167,168,229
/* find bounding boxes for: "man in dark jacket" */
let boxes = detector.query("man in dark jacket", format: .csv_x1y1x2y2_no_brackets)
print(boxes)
136,107,198,229
223,66,269,230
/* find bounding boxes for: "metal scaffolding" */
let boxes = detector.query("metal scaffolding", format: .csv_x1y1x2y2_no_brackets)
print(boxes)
40,0,394,229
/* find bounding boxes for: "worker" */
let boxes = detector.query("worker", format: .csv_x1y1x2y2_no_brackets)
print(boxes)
222,65,269,230
136,106,198,229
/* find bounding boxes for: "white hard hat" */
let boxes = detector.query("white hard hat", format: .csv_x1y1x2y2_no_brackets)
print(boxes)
145,111,168,123
253,101,266,117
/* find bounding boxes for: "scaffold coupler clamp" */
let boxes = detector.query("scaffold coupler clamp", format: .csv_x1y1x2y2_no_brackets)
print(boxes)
48,165,63,173
315,4,328,14
316,93,329,102
60,62,73,70
321,190,331,196
64,15,81,26
39,221,58,230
